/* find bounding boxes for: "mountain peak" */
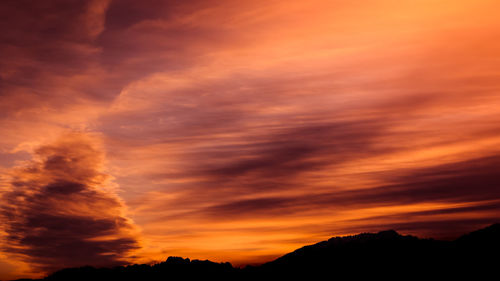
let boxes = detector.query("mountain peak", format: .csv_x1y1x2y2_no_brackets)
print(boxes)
376,229,400,237
24,223,500,281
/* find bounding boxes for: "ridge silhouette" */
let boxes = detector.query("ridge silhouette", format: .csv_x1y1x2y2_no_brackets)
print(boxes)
12,223,500,281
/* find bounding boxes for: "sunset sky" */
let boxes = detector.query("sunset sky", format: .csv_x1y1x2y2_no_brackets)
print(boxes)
1,0,500,279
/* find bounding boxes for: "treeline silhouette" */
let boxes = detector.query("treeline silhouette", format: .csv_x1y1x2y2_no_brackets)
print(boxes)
14,223,500,281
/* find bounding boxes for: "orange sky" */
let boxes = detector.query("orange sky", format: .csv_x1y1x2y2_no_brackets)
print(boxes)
1,0,500,279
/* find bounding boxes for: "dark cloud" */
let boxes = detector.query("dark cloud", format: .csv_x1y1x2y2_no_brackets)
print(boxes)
0,134,139,272
97,0,233,85
0,0,237,117
203,120,387,179
104,0,214,30
0,0,111,117
205,197,292,218
198,154,500,222
0,0,105,74
0,0,98,43
337,155,500,206
161,116,397,206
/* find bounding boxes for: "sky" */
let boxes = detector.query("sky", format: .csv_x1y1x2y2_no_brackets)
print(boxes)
1,0,500,279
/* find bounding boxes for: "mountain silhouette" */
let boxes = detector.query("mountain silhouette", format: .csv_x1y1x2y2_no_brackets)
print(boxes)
12,224,500,281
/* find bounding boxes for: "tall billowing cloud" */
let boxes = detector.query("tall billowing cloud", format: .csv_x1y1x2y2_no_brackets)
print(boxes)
0,133,139,273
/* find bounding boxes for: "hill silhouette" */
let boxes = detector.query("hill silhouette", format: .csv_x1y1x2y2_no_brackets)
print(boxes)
12,224,500,281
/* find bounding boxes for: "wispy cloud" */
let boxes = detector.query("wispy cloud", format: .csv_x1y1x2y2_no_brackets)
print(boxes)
1,0,500,278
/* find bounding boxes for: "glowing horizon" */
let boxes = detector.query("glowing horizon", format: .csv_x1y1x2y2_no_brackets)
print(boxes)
1,0,500,279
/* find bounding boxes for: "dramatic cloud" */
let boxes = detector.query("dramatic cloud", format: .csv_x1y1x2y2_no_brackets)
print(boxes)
1,0,500,278
0,133,139,273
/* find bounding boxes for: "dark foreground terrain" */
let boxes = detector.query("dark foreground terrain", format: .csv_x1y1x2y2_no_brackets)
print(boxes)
15,224,500,280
